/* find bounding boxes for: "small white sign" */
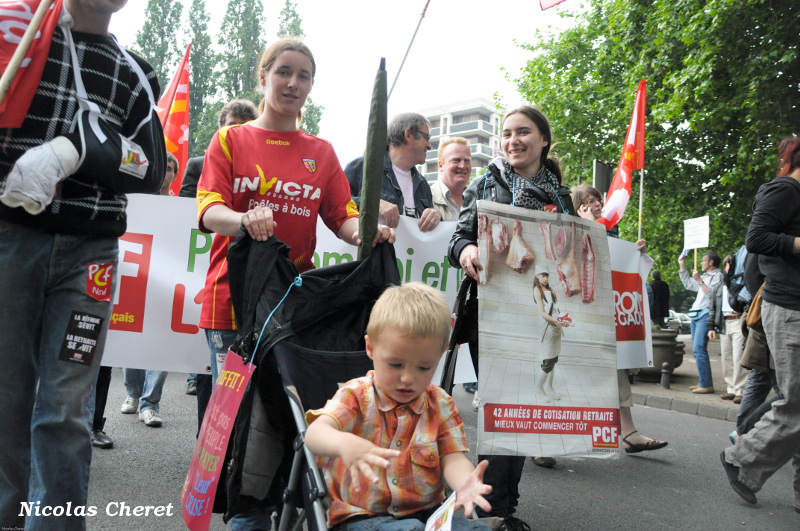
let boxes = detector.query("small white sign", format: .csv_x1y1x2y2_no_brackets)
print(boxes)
683,216,709,250
425,492,457,531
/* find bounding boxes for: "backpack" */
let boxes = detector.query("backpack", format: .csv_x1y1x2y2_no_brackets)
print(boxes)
727,245,751,313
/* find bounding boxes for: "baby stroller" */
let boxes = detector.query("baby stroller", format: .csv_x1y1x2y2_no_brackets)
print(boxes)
217,235,400,530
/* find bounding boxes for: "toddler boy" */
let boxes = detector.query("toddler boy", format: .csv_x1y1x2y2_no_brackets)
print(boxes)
305,282,492,530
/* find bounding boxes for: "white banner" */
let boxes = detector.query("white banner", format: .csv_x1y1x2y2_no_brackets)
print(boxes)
103,195,211,373
105,201,652,389
103,204,478,382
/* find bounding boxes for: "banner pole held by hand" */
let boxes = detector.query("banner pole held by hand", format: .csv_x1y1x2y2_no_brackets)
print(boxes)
0,0,54,106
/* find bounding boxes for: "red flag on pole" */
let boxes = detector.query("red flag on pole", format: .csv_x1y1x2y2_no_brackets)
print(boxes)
157,43,191,195
599,79,646,231
0,0,63,128
540,0,568,10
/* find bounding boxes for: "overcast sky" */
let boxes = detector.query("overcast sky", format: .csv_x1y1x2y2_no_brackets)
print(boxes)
110,0,581,165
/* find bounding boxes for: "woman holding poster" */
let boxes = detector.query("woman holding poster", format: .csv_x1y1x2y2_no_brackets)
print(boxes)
448,106,575,530
196,37,393,529
572,184,668,454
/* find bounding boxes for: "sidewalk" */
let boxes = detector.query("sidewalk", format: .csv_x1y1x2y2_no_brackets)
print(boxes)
631,335,747,423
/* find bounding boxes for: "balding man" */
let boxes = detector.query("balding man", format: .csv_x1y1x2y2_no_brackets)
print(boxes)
431,137,471,221
345,112,441,232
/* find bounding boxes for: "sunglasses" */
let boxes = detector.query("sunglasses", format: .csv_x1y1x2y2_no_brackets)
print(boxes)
581,198,603,206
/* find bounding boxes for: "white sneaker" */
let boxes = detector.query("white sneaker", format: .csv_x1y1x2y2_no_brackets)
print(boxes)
472,392,480,410
120,396,138,414
139,409,162,427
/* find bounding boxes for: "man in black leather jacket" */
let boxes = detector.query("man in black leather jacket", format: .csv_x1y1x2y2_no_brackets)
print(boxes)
345,112,440,232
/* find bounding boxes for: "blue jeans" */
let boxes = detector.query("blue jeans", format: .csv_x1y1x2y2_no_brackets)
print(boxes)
205,328,239,385
690,309,712,387
123,368,168,412
339,515,489,531
0,220,118,531
229,504,274,531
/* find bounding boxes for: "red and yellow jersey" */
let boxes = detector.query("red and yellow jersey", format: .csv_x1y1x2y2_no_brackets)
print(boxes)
197,124,358,330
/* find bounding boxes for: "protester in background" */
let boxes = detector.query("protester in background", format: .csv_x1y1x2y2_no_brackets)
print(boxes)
91,366,114,449
197,37,393,530
121,154,179,428
160,151,178,195
572,184,668,454
0,1,165,527
708,255,746,403
650,270,670,327
429,136,479,394
679,250,722,394
731,249,781,443
345,112,441,232
721,136,800,510
180,98,258,429
431,136,471,221
180,99,259,201
449,105,575,531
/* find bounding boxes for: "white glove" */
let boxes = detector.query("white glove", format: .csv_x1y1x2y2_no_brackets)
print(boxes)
0,136,80,215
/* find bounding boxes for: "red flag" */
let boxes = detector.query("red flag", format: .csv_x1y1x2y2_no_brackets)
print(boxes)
0,0,63,128
540,0,568,10
157,43,191,195
599,79,646,231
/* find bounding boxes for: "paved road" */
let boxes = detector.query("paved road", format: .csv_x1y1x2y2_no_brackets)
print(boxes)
86,370,797,530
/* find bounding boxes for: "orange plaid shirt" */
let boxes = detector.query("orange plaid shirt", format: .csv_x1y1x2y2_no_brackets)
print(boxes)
306,370,468,527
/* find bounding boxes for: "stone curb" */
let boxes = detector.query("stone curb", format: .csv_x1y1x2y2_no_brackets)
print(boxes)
632,391,739,423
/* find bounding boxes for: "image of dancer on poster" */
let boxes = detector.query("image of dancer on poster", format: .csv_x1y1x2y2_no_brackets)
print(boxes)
533,268,570,403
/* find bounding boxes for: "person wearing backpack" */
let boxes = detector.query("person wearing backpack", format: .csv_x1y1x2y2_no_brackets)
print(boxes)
707,255,747,402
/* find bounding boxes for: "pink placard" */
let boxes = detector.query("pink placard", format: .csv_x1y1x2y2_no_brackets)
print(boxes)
182,350,255,531
540,0,567,10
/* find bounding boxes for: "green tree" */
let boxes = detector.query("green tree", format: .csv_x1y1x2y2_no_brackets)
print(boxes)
134,0,184,87
277,0,304,38
187,0,217,157
513,0,799,300
276,0,324,135
299,97,324,136
218,0,266,105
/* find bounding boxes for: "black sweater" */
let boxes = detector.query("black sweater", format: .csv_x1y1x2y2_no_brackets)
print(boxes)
745,176,800,311
0,28,164,237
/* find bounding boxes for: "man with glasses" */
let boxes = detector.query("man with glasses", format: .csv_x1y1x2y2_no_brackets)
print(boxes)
679,251,722,394
345,112,440,232
431,137,472,221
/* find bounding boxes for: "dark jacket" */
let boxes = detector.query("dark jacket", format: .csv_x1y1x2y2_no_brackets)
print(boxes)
344,152,433,216
745,176,800,311
180,156,204,198
707,279,726,333
650,279,670,321
447,161,575,267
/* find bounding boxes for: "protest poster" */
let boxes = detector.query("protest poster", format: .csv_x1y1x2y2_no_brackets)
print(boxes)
182,351,255,531
608,238,654,369
474,201,620,458
683,215,710,250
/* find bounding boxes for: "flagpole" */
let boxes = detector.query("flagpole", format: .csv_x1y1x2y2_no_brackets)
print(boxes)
637,168,644,241
388,0,431,100
0,0,53,106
